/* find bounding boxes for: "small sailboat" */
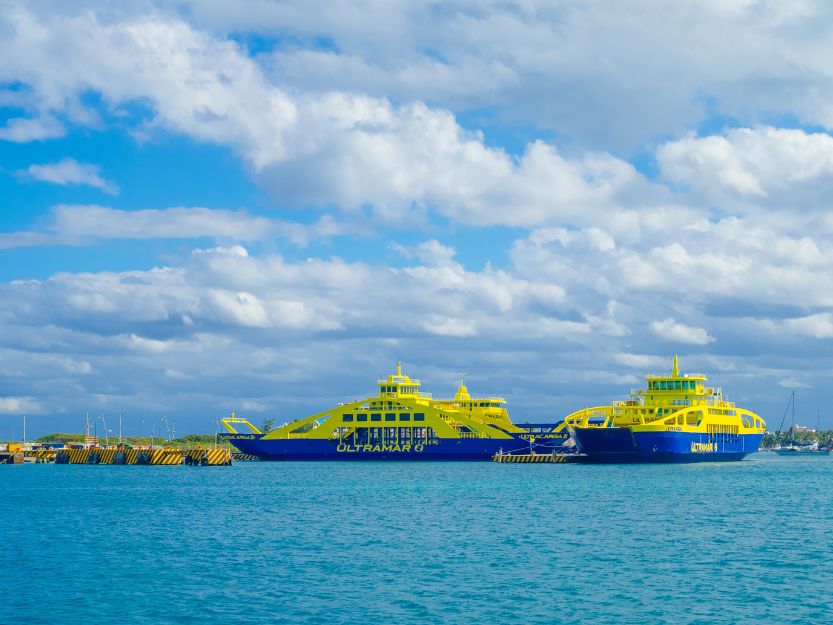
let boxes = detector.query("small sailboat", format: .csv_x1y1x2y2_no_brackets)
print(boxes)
774,391,830,456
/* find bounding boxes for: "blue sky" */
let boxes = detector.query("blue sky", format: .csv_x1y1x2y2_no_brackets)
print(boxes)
4,0,833,437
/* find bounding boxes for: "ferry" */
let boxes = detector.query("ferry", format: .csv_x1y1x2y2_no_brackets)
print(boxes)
565,356,766,463
220,363,568,460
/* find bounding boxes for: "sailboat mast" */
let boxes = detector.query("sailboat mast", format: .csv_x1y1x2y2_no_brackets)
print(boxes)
792,390,796,443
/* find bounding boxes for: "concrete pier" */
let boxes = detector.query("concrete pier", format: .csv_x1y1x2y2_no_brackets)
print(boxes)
24,446,232,466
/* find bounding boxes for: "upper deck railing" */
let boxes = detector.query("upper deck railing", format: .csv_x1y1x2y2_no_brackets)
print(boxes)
644,372,707,379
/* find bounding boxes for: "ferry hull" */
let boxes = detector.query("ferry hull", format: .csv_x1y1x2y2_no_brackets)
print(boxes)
225,434,560,461
571,427,763,463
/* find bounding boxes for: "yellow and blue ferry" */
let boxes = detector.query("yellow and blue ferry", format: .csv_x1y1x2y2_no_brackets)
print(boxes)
565,357,766,462
221,363,568,460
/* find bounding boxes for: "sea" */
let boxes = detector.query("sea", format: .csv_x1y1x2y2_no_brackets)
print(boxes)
3,453,832,624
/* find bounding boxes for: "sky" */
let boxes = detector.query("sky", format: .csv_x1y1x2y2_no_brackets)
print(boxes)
3,0,833,437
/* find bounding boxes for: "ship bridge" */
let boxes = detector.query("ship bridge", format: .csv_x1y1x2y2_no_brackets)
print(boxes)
637,356,710,396
378,362,424,399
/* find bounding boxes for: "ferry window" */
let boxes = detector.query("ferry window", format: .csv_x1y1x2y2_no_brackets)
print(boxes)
400,413,411,421
371,413,381,422
414,413,425,421
659,381,666,390
343,414,354,422
357,414,368,422
385,413,396,422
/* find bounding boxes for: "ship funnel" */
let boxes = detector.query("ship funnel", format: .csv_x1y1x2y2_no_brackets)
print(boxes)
454,373,471,402
672,355,679,377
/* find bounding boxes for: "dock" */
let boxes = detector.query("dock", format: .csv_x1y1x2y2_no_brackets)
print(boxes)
22,446,232,466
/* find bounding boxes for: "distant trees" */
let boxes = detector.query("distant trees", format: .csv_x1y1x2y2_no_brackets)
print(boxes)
261,418,276,434
761,429,833,449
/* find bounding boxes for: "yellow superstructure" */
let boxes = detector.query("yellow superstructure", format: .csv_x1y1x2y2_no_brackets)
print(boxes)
564,356,766,437
223,362,530,445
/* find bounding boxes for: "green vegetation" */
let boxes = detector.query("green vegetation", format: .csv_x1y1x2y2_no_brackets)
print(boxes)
761,429,833,449
261,418,275,434
35,432,223,448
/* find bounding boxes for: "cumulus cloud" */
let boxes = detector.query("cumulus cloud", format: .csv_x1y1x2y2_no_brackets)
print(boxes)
0,205,348,249
391,239,457,265
658,127,833,209
21,158,118,194
5,2,833,429
0,6,654,228
0,242,613,422
650,319,714,345
181,0,833,149
0,396,42,414
781,314,833,339
0,115,64,142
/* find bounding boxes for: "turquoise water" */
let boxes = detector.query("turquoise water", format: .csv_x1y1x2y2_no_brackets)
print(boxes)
3,454,832,624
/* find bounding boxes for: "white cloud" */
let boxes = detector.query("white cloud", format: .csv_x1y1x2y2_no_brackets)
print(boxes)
22,158,118,194
778,377,812,389
0,205,349,249
0,241,614,422
0,396,42,414
6,3,833,429
392,239,457,265
658,127,833,207
0,115,64,142
783,313,833,339
650,319,714,345
0,6,652,228
178,0,833,149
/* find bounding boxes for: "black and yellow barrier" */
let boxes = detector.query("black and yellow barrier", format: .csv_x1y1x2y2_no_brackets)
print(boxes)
23,447,232,466
492,452,577,463
182,448,233,466
231,452,261,461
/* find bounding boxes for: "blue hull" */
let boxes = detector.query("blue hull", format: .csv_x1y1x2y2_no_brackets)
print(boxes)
571,427,762,463
224,432,566,461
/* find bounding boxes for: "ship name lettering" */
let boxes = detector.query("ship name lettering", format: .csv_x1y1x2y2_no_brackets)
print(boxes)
335,443,424,453
690,441,715,453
